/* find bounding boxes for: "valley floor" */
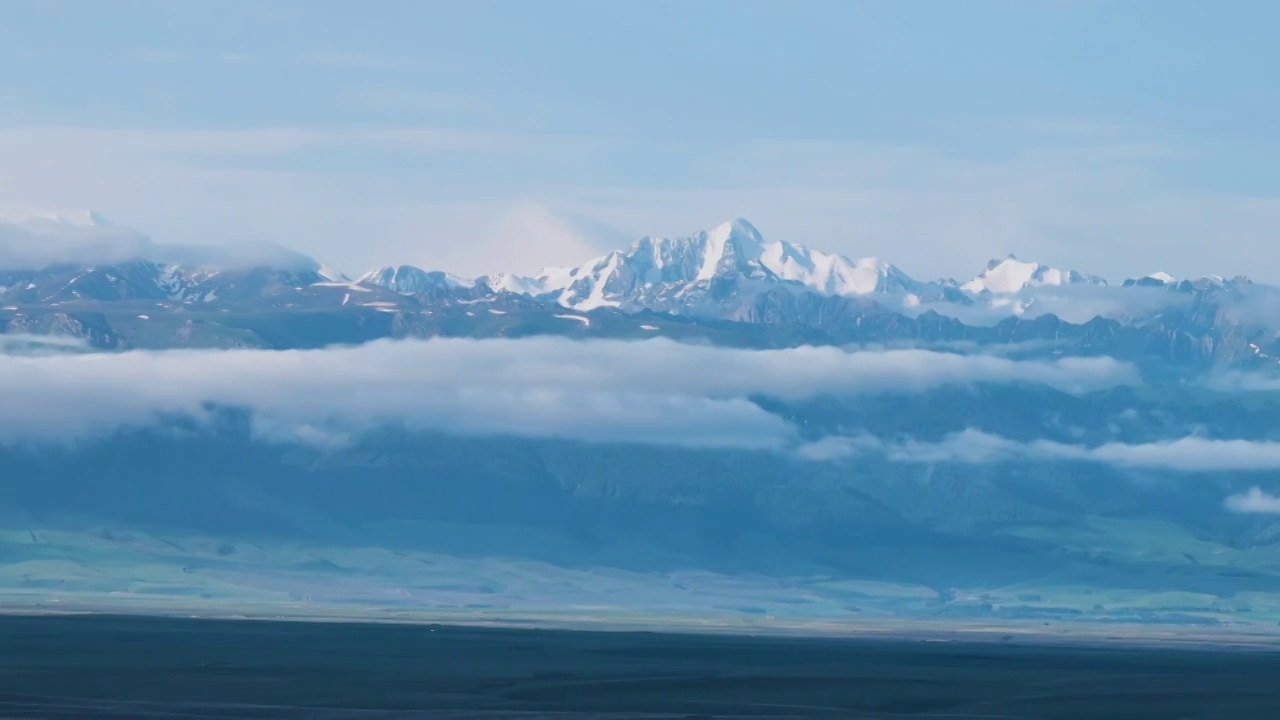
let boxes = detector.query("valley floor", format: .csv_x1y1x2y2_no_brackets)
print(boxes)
6,524,1280,641
1,613,1279,719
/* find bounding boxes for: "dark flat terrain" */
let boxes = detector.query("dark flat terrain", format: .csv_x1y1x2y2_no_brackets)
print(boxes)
0,615,1278,718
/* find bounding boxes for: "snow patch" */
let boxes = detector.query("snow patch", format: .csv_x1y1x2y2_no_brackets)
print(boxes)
554,314,591,327
317,263,347,282
314,282,371,292
573,252,623,311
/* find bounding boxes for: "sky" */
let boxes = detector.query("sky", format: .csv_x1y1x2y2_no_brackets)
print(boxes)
2,0,1280,281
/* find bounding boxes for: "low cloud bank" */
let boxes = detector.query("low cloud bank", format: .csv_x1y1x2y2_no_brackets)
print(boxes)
0,333,91,356
0,212,155,269
909,283,1189,326
1210,370,1280,394
0,212,325,272
802,429,1280,472
0,337,1134,448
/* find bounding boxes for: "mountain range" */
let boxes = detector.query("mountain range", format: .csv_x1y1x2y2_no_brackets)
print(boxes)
1,211,1275,377
7,210,1280,629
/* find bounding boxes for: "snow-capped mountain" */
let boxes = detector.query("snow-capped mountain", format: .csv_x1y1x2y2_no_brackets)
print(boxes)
0,259,340,306
463,219,937,316
0,214,1248,322
961,255,1107,295
10,212,1280,374
357,266,473,295
350,218,1264,330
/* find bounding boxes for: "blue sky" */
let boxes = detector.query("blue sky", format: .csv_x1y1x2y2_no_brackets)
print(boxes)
2,0,1279,280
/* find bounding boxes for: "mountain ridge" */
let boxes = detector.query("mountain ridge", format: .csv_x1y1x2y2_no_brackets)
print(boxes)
3,210,1246,296
5,212,1280,376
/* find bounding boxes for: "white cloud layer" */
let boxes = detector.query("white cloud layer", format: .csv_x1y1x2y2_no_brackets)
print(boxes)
0,211,156,269
909,283,1191,327
0,211,334,271
801,429,1280,472
0,338,1135,448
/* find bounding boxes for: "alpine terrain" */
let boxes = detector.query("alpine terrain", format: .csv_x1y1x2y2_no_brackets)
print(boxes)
3,211,1280,634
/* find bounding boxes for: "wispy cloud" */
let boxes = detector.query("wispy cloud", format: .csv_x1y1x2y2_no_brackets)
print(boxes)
801,429,1280,473
0,125,611,275
0,208,334,270
119,49,448,73
899,282,1190,326
337,85,480,114
543,137,1280,286
1010,117,1126,141
484,201,633,275
0,126,556,160
0,333,89,356
0,211,155,268
6,117,1280,281
215,52,256,66
1225,487,1280,515
125,48,192,65
292,52,453,74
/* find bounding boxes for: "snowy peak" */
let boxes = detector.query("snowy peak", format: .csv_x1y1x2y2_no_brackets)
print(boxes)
695,218,767,280
715,217,765,243
472,218,927,312
677,218,917,295
773,251,915,296
357,265,470,293
962,255,1106,295
1123,272,1177,288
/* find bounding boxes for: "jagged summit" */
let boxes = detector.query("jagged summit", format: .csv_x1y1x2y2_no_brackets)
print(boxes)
8,213,1280,375
1123,272,1178,288
357,265,472,293
451,218,930,312
962,254,1106,295
11,212,1280,349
